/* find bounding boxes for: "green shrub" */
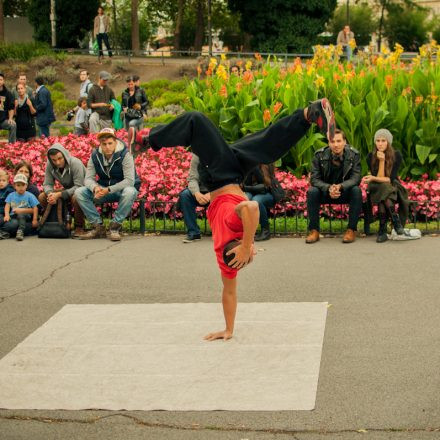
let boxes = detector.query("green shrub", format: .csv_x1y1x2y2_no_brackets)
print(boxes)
58,126,74,136
54,99,76,115
50,81,65,92
143,79,172,89
0,42,56,62
169,79,187,92
145,114,177,126
152,91,187,108
36,66,58,85
49,90,65,102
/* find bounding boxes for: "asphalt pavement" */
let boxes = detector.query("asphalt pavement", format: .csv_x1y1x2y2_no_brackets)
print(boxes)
0,234,439,440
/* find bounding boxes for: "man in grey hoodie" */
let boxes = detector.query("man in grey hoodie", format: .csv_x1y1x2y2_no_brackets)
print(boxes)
75,128,140,241
39,143,86,237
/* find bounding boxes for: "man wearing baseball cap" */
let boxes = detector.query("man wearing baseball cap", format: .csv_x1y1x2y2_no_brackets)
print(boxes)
87,71,115,133
74,128,140,241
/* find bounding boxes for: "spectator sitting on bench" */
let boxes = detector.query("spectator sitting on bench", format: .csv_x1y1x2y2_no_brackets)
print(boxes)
362,128,409,243
179,153,210,243
39,143,87,238
306,129,362,244
75,128,140,241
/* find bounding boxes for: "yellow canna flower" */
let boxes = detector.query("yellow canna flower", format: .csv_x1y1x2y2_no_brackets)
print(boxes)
210,57,217,67
314,75,325,88
245,60,253,71
349,39,356,50
220,53,226,61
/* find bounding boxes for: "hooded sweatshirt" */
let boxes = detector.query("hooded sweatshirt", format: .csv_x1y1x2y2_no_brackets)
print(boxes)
43,143,86,200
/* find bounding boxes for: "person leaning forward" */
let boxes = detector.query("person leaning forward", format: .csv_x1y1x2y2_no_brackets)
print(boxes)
75,128,140,241
306,129,362,244
39,143,86,237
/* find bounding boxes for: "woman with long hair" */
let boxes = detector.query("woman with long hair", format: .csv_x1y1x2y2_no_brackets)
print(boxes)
14,83,37,141
362,129,408,243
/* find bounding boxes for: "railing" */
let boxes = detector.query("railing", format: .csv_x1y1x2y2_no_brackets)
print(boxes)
119,198,440,236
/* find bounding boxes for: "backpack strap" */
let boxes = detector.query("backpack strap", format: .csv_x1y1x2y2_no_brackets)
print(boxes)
56,198,64,225
39,201,53,227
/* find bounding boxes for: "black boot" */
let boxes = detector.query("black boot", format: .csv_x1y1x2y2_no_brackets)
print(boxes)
255,226,271,241
391,213,404,235
376,221,388,243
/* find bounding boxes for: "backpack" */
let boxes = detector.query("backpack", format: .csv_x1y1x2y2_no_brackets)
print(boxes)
38,198,71,239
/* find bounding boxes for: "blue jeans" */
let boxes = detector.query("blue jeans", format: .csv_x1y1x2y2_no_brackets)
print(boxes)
245,191,275,228
75,186,138,225
125,116,144,131
37,124,50,138
178,188,208,237
0,120,17,143
1,213,36,236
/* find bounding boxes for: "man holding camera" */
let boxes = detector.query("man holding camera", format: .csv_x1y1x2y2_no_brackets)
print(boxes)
87,71,115,134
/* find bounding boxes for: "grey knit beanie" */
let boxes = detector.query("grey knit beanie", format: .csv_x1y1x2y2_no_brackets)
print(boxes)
374,129,393,145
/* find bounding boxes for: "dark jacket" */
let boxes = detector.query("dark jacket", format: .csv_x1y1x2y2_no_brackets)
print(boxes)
43,143,86,199
86,139,141,191
310,145,361,193
121,87,148,113
35,85,56,126
0,86,14,123
0,184,14,215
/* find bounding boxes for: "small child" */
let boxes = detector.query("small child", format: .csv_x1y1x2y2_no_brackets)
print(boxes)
74,98,89,136
0,168,14,238
4,173,39,241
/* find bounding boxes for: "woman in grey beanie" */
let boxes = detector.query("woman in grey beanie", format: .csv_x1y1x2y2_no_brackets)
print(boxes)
362,128,409,242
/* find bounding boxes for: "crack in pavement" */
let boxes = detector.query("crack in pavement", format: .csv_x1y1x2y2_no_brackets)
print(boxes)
0,241,120,305
0,414,439,436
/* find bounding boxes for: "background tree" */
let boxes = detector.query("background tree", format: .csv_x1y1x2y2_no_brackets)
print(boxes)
228,0,337,53
383,3,430,50
328,3,377,47
131,0,140,53
0,0,3,42
27,0,99,48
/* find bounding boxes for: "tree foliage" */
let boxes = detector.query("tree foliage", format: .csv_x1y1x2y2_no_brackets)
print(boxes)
383,3,430,50
4,0,29,16
27,0,100,48
328,3,377,47
228,0,337,53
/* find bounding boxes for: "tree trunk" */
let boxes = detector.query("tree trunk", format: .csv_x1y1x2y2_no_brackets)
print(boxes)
0,0,4,43
193,0,205,52
112,0,118,50
131,0,140,54
377,0,386,52
173,0,185,53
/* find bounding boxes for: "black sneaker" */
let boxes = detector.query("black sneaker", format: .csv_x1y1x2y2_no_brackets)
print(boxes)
182,234,201,243
307,98,336,141
16,229,24,241
255,227,271,241
376,223,388,243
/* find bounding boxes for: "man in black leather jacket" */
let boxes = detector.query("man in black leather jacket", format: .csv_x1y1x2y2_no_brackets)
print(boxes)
306,129,362,244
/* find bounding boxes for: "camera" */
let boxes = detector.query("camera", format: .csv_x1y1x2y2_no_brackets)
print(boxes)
66,110,75,121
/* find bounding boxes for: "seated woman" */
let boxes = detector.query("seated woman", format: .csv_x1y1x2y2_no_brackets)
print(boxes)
14,83,37,142
243,164,282,241
1,160,41,237
121,75,148,135
362,129,409,243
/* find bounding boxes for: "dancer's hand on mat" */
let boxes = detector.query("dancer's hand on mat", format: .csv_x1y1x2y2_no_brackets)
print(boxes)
227,243,254,269
203,329,233,341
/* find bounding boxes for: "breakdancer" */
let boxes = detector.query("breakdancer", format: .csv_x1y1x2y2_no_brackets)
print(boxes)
129,99,335,341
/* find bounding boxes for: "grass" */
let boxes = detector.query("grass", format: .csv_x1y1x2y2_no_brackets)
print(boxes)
93,216,439,236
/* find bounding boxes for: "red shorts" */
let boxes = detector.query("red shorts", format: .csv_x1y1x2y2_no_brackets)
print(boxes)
207,194,246,279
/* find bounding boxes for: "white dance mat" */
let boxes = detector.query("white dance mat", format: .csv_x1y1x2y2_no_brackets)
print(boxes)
0,303,328,410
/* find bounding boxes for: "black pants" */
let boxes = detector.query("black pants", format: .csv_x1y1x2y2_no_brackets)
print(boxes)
149,110,310,192
307,186,362,231
97,33,113,57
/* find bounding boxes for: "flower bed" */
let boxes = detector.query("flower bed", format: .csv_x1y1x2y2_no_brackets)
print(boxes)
0,134,438,220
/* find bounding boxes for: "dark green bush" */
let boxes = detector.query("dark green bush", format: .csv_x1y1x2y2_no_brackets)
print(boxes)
0,42,59,62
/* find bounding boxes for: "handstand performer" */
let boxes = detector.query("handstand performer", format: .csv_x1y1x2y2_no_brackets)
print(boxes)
129,99,335,341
